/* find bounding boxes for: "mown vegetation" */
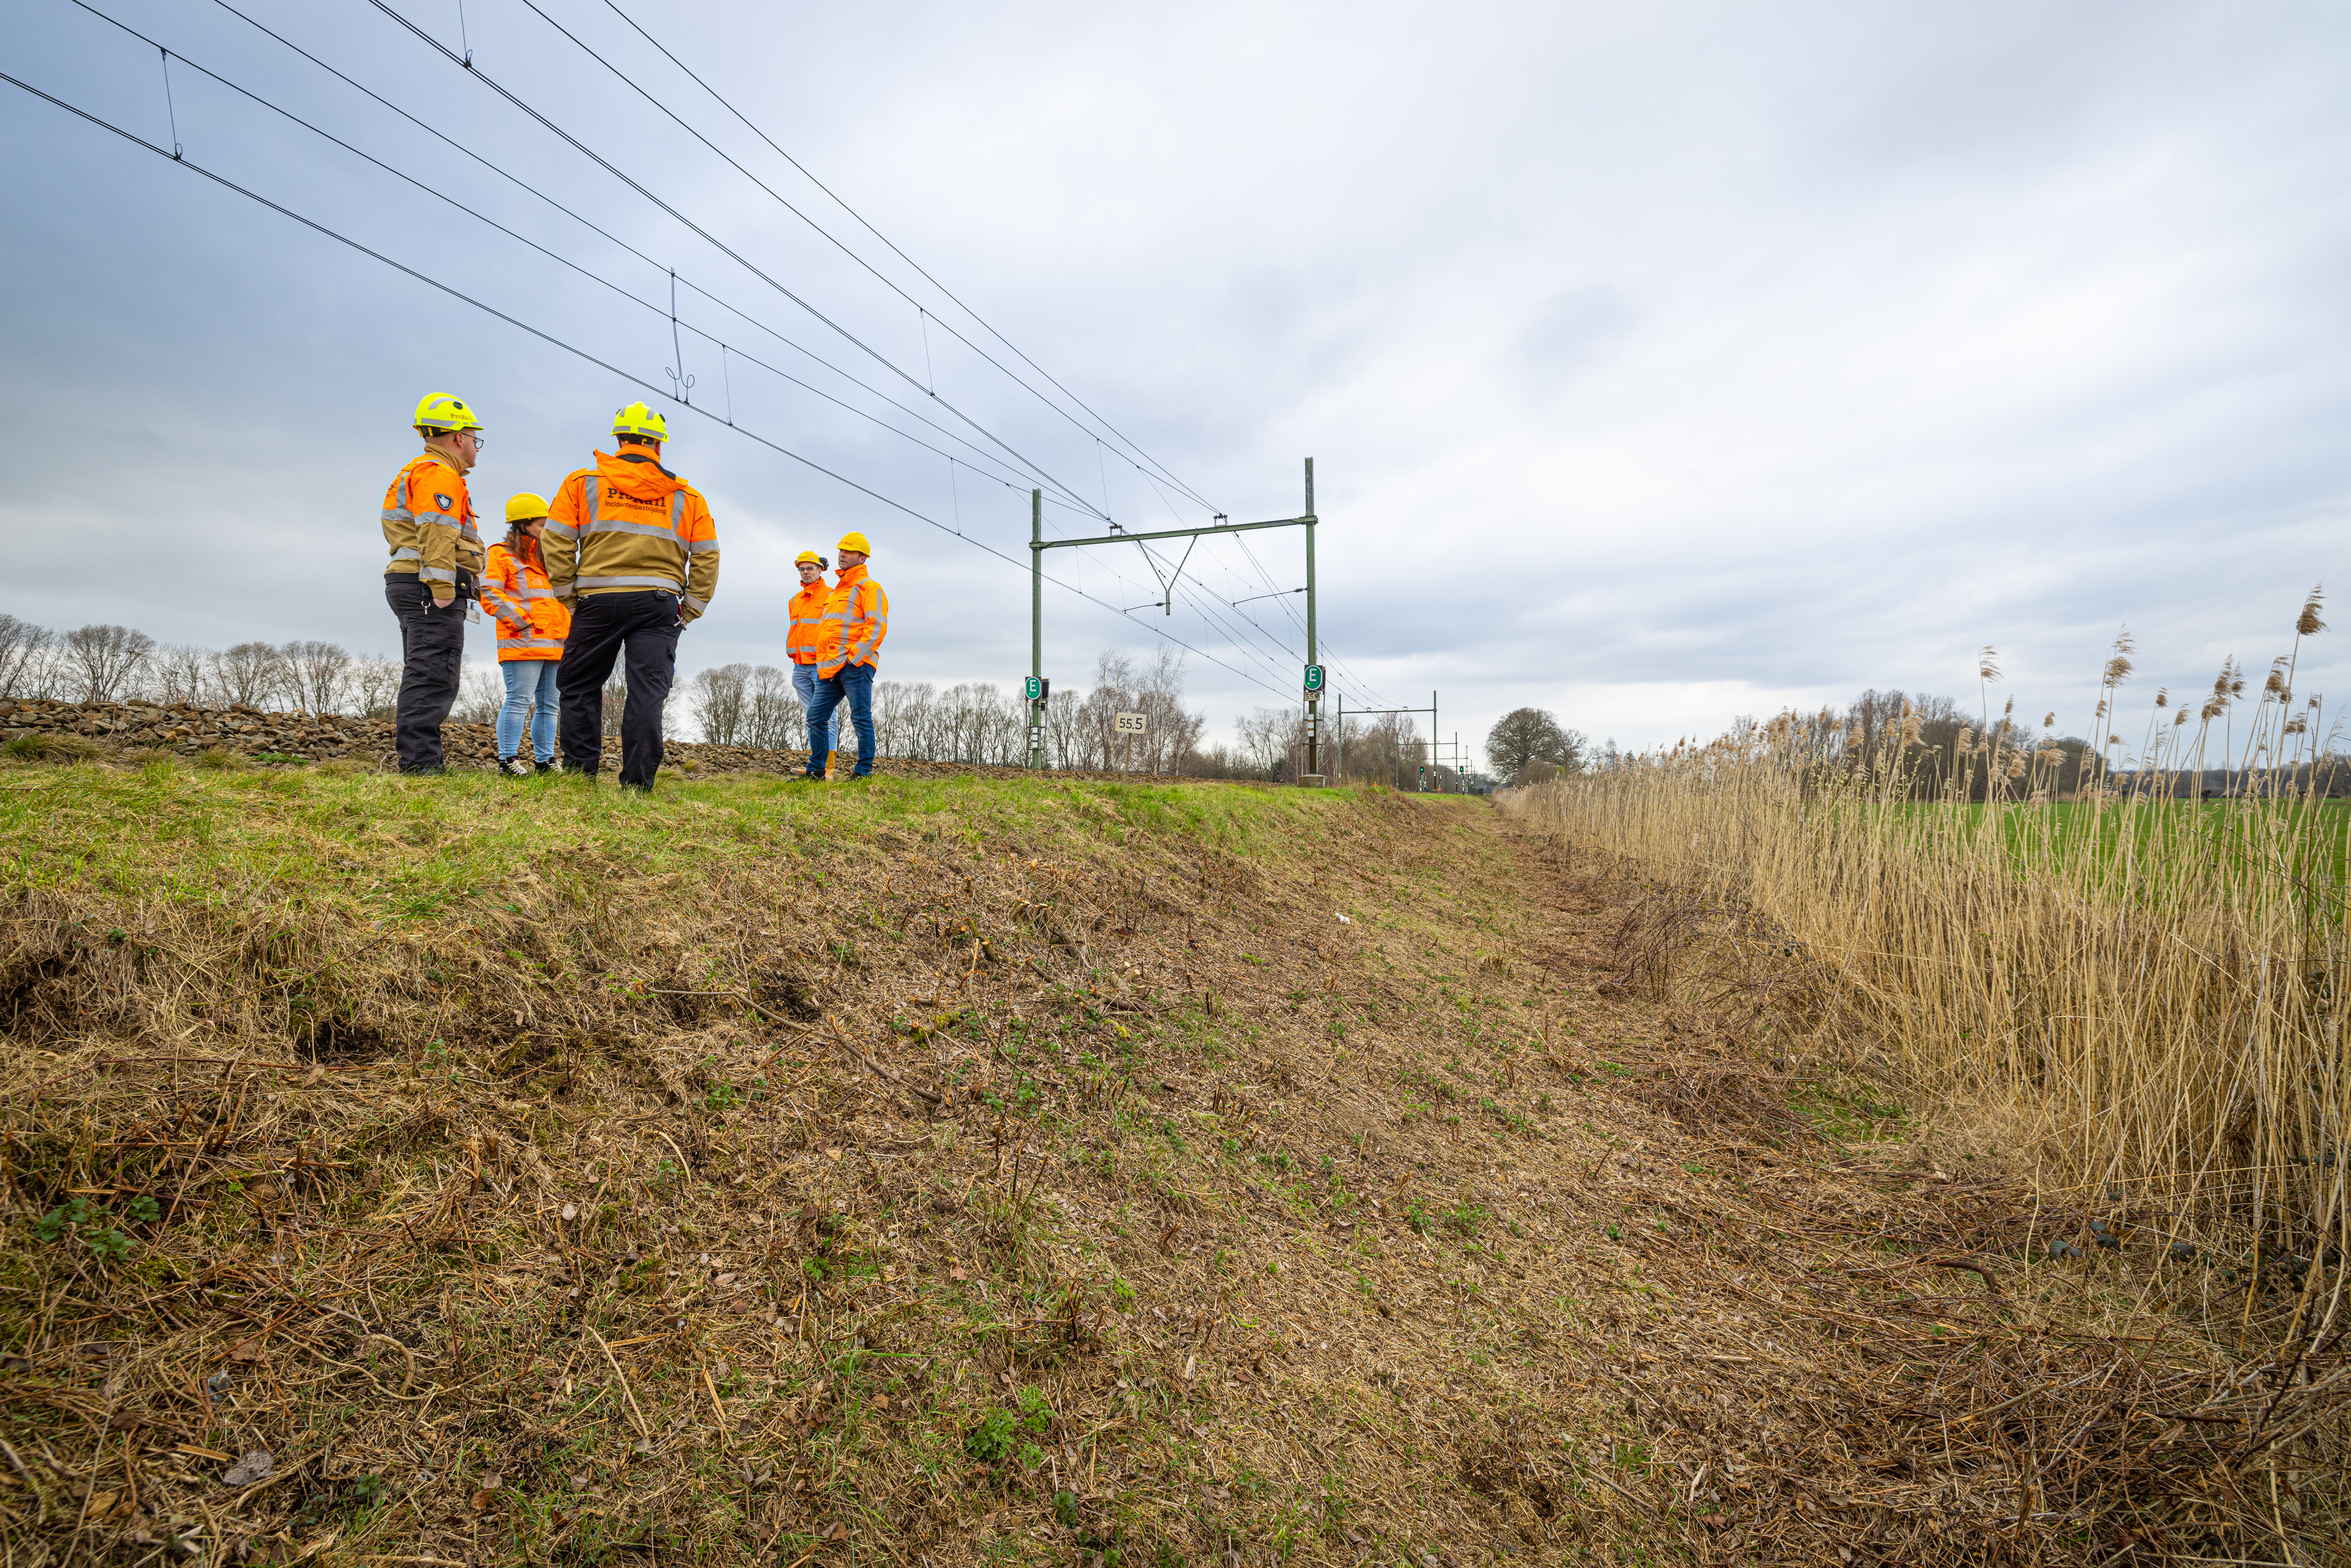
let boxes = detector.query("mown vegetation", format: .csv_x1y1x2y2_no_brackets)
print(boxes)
7,757,2346,1563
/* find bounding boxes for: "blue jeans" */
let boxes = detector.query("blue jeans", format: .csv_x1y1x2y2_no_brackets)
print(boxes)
789,662,839,753
498,659,560,762
807,662,876,776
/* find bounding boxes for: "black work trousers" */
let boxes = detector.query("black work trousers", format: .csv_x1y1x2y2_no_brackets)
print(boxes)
556,591,681,787
384,572,471,773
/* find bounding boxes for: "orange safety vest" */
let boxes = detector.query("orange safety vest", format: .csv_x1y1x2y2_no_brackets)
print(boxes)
379,451,483,588
542,449,719,615
786,578,829,665
479,538,571,662
817,564,888,678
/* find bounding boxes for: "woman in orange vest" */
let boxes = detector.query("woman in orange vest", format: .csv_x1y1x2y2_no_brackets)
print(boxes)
480,493,572,775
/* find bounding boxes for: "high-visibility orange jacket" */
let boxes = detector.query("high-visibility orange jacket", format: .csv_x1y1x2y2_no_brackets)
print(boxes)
379,450,485,589
479,537,571,662
786,579,829,665
816,564,888,678
542,449,719,617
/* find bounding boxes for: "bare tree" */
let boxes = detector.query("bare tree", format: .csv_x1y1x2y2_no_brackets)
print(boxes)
692,663,752,744
1328,709,1423,788
60,624,157,703
452,663,505,726
282,640,353,715
150,644,213,705
211,642,289,709
742,665,803,749
1236,706,1307,781
350,656,403,720
602,667,628,736
0,614,57,699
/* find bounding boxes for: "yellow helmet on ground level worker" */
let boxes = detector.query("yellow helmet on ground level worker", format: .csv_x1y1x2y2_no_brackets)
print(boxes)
795,550,823,566
837,531,871,555
413,393,482,434
612,402,668,444
506,492,551,523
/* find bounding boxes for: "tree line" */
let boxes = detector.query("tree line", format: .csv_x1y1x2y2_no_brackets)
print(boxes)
3,608,1483,781
687,648,1217,772
0,613,631,733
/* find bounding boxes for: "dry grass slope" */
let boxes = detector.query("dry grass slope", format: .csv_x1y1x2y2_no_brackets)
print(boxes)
0,759,2342,1564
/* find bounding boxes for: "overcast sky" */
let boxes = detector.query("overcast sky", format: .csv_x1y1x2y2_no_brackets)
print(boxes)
7,0,2350,764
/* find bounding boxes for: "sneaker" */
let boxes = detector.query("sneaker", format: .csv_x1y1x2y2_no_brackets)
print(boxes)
496,756,532,777
535,760,557,774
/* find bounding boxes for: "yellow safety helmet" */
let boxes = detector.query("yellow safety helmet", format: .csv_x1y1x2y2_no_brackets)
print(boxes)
837,531,871,555
795,550,823,566
612,401,669,444
413,393,482,434
506,492,551,523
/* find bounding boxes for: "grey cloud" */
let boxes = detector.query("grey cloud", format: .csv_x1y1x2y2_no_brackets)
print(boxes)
1514,285,1636,393
6,0,2351,765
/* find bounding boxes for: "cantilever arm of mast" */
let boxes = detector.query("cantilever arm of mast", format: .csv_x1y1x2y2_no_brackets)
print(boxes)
1031,514,1315,551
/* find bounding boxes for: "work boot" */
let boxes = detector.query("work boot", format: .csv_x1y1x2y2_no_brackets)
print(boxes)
496,756,532,778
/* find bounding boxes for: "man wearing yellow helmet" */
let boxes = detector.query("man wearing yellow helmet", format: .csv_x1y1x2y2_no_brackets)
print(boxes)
379,394,487,773
542,402,721,790
806,532,887,779
785,550,839,762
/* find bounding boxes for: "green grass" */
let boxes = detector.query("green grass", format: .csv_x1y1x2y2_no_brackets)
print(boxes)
0,761,1424,922
1868,797,2351,899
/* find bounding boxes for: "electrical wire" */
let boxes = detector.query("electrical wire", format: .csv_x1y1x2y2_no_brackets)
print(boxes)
358,0,1111,520
1063,457,1371,696
193,0,1089,514
592,0,1222,516
0,66,1296,701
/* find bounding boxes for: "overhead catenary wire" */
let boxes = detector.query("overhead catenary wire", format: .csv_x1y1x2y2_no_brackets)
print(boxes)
72,0,1061,509
189,0,1089,514
589,0,1222,516
357,0,1114,523
0,67,1297,704
56,15,1360,715
1049,468,1391,705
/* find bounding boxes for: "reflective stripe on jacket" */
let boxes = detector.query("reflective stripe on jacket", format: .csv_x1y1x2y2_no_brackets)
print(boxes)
542,449,719,615
816,564,888,678
786,579,829,665
480,539,571,662
379,451,484,586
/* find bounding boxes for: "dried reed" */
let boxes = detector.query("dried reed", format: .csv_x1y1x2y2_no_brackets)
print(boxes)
1510,592,2351,1277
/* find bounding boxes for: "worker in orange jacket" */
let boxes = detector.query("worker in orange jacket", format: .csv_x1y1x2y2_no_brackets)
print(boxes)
379,394,487,773
785,550,839,763
480,493,572,775
804,532,888,780
542,402,720,790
